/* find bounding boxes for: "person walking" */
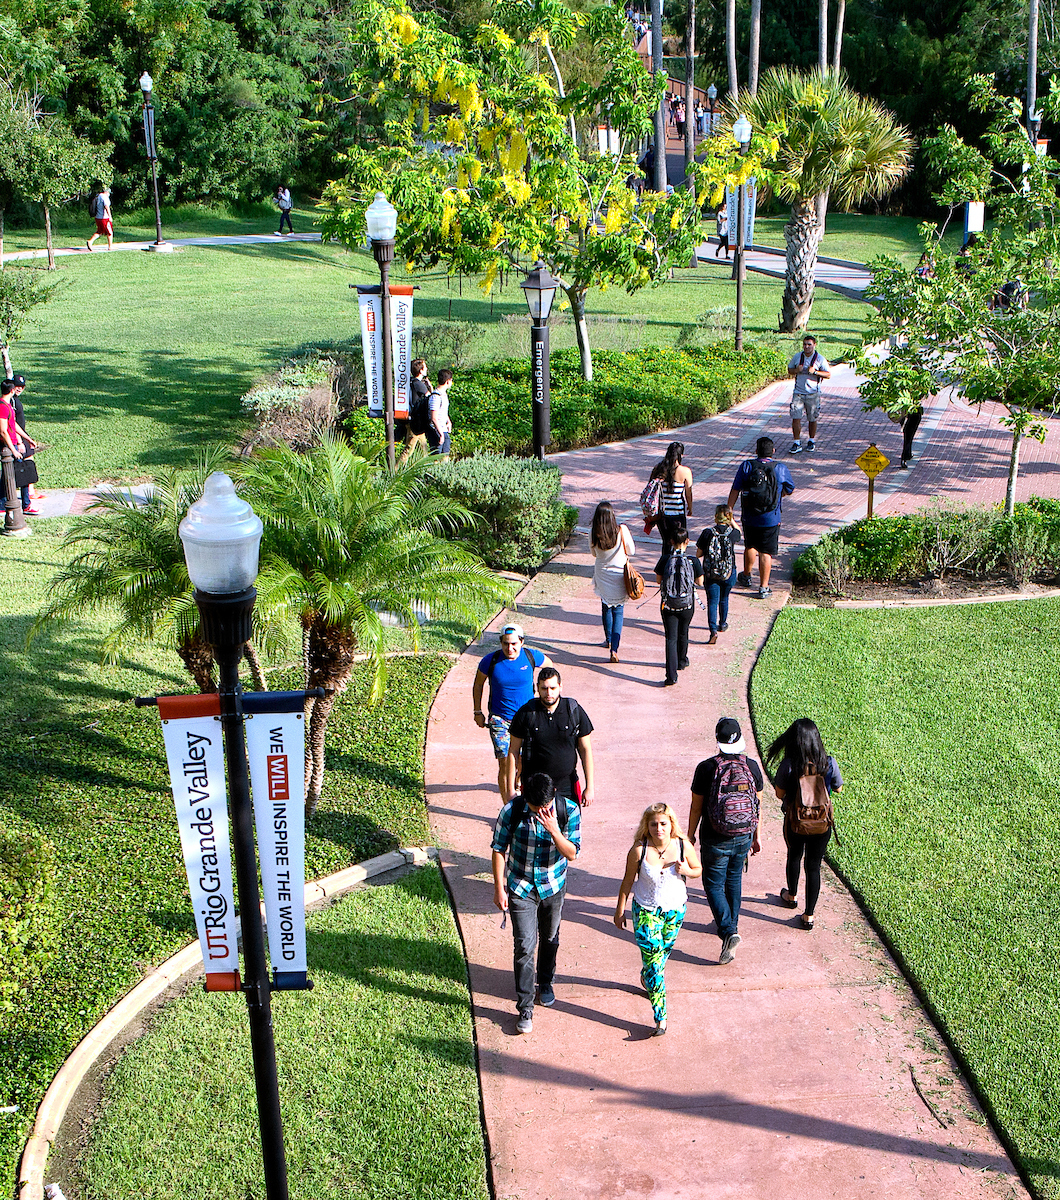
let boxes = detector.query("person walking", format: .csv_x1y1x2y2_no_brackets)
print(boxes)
695,505,739,644
727,436,794,600
688,718,763,964
472,624,554,802
766,718,842,930
492,773,581,1034
275,185,294,235
649,441,693,543
508,667,595,806
614,802,702,1036
86,187,113,251
399,358,432,462
714,207,730,259
591,500,636,664
0,379,35,513
8,375,42,504
787,334,831,453
654,524,702,686
899,402,924,469
427,368,454,457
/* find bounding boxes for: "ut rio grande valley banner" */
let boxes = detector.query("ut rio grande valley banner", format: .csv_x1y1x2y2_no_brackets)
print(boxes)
244,692,308,989
357,284,414,420
157,695,241,992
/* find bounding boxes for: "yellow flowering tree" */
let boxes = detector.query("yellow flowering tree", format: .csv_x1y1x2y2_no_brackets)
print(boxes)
320,0,760,380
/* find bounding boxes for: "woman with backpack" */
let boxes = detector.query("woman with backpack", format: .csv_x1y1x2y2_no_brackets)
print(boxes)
695,504,740,644
654,524,702,686
590,501,637,664
648,441,693,544
614,802,702,1035
765,718,843,929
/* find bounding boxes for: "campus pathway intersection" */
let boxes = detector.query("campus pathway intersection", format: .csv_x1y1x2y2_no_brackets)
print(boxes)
425,364,1057,1199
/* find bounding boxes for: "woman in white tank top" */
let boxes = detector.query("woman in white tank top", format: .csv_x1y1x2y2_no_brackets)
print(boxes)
614,802,702,1035
591,500,636,664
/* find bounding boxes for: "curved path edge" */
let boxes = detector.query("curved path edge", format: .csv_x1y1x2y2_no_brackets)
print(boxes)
17,846,434,1200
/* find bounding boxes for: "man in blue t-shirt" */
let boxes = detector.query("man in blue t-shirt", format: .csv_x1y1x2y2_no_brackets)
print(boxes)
726,436,794,600
472,623,553,801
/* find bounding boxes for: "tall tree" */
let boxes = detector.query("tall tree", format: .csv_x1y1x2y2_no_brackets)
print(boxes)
684,0,696,180
832,0,847,72
651,0,667,191
819,0,828,69
241,435,512,818
748,0,762,95
740,67,913,331
726,0,739,102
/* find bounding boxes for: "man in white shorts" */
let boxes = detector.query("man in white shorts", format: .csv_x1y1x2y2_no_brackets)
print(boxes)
787,334,831,453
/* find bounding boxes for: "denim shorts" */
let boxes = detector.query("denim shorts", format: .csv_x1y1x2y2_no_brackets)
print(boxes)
789,392,821,421
488,715,511,759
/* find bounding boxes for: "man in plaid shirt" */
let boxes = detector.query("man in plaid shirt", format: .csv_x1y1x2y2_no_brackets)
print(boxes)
492,772,581,1034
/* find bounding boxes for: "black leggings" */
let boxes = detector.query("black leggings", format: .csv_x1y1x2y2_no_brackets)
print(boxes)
784,823,831,915
278,209,293,233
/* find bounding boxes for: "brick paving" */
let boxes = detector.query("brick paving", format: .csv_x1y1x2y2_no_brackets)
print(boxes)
425,358,1053,1199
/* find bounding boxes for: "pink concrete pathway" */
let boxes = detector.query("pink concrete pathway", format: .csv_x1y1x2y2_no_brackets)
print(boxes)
426,369,1057,1199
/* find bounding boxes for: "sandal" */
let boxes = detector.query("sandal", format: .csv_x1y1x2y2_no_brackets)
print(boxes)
801,913,815,930
779,888,798,908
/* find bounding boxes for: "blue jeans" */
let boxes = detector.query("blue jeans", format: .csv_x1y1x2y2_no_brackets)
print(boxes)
705,570,736,633
701,833,751,941
601,602,625,651
507,889,564,1017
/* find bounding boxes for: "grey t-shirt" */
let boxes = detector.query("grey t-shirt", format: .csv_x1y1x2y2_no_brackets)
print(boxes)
789,350,829,396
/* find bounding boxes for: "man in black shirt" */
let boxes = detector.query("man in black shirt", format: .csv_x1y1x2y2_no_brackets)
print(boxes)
507,667,595,806
399,358,432,462
688,717,763,964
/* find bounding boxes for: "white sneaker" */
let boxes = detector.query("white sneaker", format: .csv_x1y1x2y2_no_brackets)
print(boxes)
806,438,816,451
790,441,802,454
516,1013,533,1034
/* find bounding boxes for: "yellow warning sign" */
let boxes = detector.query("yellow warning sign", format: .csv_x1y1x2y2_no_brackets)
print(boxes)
856,444,890,479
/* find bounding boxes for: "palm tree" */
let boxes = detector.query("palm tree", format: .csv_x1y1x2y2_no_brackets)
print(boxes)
31,449,269,693
240,435,513,819
740,68,913,331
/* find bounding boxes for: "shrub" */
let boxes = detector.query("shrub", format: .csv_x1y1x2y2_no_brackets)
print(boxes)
0,826,57,1011
793,514,926,584
428,454,577,574
412,321,484,370
991,507,1060,586
923,501,996,580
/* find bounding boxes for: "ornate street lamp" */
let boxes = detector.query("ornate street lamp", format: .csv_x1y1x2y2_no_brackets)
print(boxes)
520,261,561,461
366,192,399,469
732,114,753,352
706,83,717,136
138,72,167,250
178,474,289,1200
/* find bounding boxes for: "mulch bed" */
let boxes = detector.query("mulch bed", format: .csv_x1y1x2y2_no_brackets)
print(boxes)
790,575,1060,605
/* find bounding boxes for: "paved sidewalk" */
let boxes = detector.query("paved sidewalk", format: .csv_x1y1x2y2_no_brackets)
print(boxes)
425,369,1055,1199
1,231,322,265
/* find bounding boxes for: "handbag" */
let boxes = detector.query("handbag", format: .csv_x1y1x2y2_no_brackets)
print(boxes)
13,457,38,488
624,561,645,600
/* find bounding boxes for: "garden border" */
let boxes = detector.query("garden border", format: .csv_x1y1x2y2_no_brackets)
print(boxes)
17,846,435,1200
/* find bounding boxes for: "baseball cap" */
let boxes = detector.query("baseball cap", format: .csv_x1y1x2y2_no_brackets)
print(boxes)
716,717,746,755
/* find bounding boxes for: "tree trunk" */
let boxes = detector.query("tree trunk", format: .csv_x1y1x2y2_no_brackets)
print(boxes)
543,41,578,145
1,347,10,378
305,688,338,819
176,632,217,693
748,0,762,95
816,188,829,232
819,0,828,70
44,204,55,270
780,198,825,332
651,0,667,192
303,619,358,819
684,0,696,184
302,623,315,796
1,208,5,270
1005,426,1022,516
726,0,739,103
243,641,267,691
567,285,593,381
832,0,846,73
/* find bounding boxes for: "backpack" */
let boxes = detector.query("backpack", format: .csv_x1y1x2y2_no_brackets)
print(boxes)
500,791,570,853
661,550,695,610
640,476,663,519
408,384,430,435
741,460,779,517
88,193,104,219
702,527,735,583
706,754,760,837
787,768,835,838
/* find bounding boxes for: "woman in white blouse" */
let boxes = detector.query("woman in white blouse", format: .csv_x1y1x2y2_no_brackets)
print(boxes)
590,500,636,664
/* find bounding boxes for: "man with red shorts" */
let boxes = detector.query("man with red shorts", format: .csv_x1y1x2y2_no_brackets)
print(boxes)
87,188,113,251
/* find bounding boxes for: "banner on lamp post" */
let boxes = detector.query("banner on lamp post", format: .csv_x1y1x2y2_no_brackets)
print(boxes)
358,284,414,420
358,286,384,418
390,284,414,421
244,692,308,989
157,694,241,992
726,178,758,249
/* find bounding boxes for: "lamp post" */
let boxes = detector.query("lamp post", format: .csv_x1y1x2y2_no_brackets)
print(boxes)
520,261,560,461
178,474,289,1200
1,446,30,538
732,114,752,352
138,73,167,250
366,192,399,470
706,84,717,136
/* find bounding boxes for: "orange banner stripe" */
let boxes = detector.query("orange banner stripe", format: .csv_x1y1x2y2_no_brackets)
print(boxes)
157,694,223,720
204,971,242,993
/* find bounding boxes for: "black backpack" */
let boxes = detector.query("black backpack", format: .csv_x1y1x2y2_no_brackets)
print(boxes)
88,192,102,218
742,460,779,517
702,527,735,583
661,550,695,609
408,383,430,435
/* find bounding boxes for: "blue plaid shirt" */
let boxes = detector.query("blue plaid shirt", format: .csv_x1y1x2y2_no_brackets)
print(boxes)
491,797,581,899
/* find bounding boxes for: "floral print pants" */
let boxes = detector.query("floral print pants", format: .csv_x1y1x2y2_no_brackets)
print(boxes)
632,899,686,1022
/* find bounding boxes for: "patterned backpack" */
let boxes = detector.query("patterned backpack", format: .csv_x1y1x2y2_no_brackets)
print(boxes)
707,754,760,837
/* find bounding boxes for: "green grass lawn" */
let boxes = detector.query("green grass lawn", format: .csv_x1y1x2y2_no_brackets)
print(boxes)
751,600,1060,1200
9,225,868,488
79,867,488,1200
753,212,966,268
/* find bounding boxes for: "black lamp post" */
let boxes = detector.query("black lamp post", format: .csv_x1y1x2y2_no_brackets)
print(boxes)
178,474,289,1200
138,72,167,250
520,261,560,461
706,84,717,136
366,192,399,471
732,114,752,352
1,445,29,538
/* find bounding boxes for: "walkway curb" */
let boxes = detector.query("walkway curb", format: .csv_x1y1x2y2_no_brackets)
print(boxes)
17,846,434,1200
790,586,1060,610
